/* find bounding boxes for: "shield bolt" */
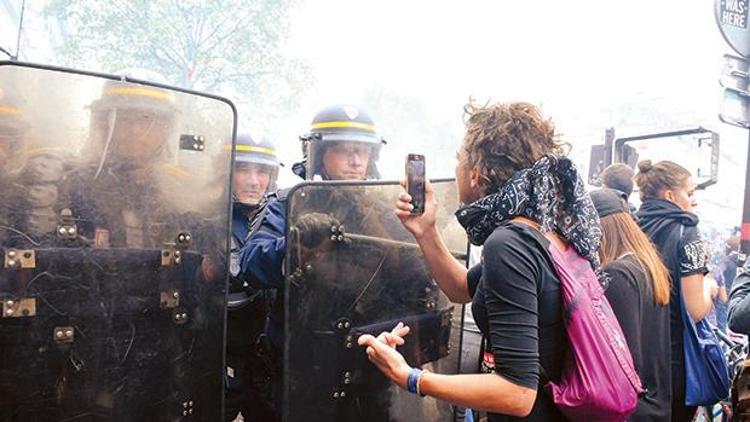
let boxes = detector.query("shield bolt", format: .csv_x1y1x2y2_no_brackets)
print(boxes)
305,264,312,272
7,250,16,259
330,235,337,241
64,329,73,338
188,409,193,415
189,400,193,406
330,226,337,233
178,234,185,242
185,234,191,241
58,227,67,236
182,401,189,408
333,392,340,399
174,257,182,264
174,251,181,257
173,291,180,299
67,227,76,236
7,260,16,268
6,300,13,307
341,392,346,398
344,321,350,329
182,410,188,416
5,308,13,316
55,330,64,339
346,342,353,349
336,322,344,329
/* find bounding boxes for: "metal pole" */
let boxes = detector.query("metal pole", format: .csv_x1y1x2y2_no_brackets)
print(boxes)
14,0,26,60
344,233,468,261
741,128,750,260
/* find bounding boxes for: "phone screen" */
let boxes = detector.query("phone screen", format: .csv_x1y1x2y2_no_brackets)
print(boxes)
406,155,425,214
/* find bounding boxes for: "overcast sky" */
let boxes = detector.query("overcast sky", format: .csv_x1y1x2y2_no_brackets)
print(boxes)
272,0,748,229
2,0,747,230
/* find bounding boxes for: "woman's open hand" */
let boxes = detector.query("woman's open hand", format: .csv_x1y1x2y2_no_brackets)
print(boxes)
358,323,413,388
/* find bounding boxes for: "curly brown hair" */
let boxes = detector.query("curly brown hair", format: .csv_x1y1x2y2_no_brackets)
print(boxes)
633,160,691,201
462,100,568,194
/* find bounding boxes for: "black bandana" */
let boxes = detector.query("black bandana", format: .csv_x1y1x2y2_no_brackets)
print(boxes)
455,155,603,273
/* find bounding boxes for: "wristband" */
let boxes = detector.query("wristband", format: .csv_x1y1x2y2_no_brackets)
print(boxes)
407,367,423,395
417,368,428,396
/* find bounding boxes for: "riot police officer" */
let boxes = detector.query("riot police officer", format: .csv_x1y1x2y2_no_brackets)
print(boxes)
249,106,447,421
241,104,384,340
0,91,64,246
0,63,234,421
225,134,280,422
235,105,385,417
60,72,183,247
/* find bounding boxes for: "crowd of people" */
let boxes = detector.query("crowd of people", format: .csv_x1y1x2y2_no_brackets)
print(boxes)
4,67,748,421
221,98,750,422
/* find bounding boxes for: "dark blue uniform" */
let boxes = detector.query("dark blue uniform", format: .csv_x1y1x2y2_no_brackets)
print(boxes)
237,196,287,350
225,202,278,421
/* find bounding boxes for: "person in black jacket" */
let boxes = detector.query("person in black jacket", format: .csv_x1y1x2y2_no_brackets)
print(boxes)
591,188,672,421
634,160,715,422
728,259,750,334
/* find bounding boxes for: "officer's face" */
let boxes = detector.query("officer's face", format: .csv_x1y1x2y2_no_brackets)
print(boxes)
233,163,273,205
322,141,371,180
110,111,170,159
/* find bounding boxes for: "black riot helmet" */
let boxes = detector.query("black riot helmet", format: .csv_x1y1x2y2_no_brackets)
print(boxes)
232,134,279,206
299,105,384,180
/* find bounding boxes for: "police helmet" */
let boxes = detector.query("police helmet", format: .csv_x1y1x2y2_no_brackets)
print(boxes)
300,105,384,180
91,69,177,116
88,70,177,167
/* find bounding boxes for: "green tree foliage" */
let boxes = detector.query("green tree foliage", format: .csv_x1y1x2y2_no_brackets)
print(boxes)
45,0,312,126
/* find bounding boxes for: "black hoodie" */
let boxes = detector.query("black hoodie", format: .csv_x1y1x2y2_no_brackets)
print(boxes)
637,199,708,408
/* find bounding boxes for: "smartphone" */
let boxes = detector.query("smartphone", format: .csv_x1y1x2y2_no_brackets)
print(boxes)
405,154,426,214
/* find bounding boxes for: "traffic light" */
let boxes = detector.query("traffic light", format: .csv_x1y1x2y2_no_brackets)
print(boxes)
719,54,750,128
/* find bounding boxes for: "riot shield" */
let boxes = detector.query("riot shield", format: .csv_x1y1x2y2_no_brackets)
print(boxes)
0,62,235,421
284,180,467,422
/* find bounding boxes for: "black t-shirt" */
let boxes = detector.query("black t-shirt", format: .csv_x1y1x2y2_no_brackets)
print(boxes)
604,254,672,421
468,222,567,422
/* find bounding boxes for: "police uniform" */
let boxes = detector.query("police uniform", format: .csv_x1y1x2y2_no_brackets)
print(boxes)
224,135,280,422
241,106,438,420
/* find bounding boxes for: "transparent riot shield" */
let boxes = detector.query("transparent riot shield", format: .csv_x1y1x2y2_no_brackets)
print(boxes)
284,180,467,422
0,62,235,421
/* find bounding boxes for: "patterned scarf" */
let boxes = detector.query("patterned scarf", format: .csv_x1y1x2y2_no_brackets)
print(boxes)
455,155,604,275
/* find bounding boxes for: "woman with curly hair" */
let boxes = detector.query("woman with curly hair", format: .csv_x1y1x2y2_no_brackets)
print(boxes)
359,100,603,421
